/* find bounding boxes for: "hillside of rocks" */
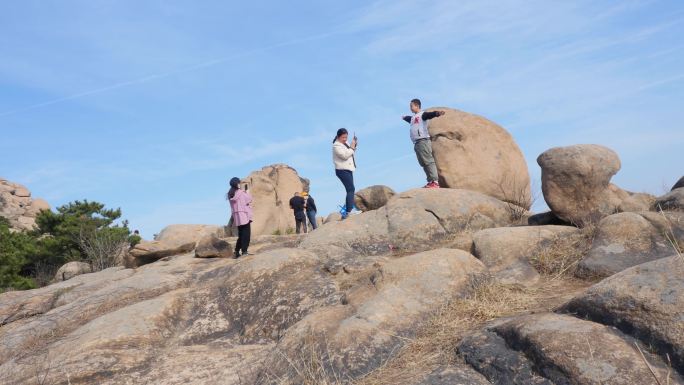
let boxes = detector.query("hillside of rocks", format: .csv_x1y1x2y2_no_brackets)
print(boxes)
1,108,683,385
0,178,50,231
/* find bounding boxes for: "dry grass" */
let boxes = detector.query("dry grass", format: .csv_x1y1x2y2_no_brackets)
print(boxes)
529,225,596,279
354,277,587,385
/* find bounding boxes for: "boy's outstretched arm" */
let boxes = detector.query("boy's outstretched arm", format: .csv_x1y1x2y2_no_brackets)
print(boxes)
422,111,446,120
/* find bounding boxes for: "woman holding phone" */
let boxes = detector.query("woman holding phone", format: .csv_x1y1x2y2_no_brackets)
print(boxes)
227,177,253,258
332,128,357,219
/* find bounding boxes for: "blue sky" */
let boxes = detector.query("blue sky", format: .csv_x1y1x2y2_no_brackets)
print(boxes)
1,0,683,238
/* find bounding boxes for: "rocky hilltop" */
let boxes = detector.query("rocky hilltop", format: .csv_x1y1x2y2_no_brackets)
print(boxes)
1,108,683,385
0,178,50,231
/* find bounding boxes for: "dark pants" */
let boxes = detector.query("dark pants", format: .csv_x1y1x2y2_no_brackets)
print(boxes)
235,222,251,254
335,169,355,213
307,210,318,230
295,214,308,234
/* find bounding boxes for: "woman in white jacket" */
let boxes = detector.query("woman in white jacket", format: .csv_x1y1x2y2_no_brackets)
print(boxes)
332,128,357,219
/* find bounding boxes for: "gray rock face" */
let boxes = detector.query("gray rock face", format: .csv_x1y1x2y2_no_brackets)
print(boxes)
564,255,684,374
301,188,514,257
0,178,50,231
411,365,492,385
654,188,684,211
673,176,684,191
472,225,580,286
354,185,396,212
577,211,684,278
536,144,649,225
459,313,682,385
459,331,553,385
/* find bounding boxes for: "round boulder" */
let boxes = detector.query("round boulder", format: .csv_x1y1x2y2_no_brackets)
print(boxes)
426,107,531,208
54,261,93,282
354,185,396,212
537,144,624,225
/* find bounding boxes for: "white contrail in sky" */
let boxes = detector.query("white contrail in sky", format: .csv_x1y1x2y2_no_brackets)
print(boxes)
0,30,341,118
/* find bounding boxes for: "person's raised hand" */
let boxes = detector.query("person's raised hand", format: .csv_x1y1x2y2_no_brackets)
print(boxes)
439,111,446,116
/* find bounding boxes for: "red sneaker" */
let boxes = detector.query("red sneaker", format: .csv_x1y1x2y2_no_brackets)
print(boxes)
426,181,440,189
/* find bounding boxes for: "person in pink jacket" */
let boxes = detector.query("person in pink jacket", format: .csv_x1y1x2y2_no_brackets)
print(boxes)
227,177,253,258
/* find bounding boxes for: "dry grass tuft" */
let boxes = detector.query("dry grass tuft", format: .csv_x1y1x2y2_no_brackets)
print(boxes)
355,277,583,385
530,226,596,279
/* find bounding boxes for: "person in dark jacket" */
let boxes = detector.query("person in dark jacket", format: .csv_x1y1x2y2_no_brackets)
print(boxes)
303,192,318,231
289,192,307,234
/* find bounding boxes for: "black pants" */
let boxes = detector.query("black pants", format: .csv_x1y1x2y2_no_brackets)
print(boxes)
235,222,251,254
295,215,308,234
335,169,355,213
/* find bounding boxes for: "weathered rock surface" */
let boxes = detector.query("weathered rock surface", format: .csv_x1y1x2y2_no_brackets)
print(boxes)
241,164,309,236
459,313,682,385
127,240,196,267
426,108,531,207
194,233,233,258
0,242,492,385
654,188,684,211
263,249,487,381
565,255,684,373
578,211,684,278
472,225,580,286
354,185,396,212
301,188,514,257
155,224,224,247
537,144,648,225
411,365,492,385
0,178,50,231
53,261,93,282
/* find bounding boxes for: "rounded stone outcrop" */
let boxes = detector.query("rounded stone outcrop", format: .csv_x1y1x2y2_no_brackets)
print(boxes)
537,144,635,225
240,164,309,236
354,185,395,212
0,178,51,231
426,107,531,208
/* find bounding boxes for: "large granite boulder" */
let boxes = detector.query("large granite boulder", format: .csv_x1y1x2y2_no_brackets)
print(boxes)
0,178,50,231
155,224,224,247
577,211,684,278
354,185,395,212
459,313,681,385
537,144,649,225
240,164,309,236
426,108,531,208
300,188,514,257
564,255,684,373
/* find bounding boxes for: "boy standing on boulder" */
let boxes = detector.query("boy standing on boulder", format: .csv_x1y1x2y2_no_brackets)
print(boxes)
402,99,446,188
